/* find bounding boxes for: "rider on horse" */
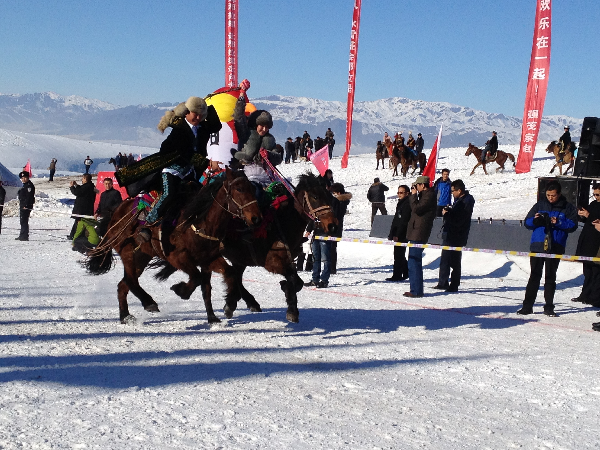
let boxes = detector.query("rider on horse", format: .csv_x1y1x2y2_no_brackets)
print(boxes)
406,132,417,157
480,131,498,163
558,125,571,163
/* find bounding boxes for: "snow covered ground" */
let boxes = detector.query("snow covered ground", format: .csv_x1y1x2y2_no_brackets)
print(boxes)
1,144,599,449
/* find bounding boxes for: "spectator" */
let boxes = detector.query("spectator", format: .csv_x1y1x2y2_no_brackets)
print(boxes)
83,156,94,174
48,158,57,182
314,136,324,151
120,153,128,168
294,137,302,162
72,218,100,254
16,171,35,241
367,177,389,225
68,174,97,239
127,153,135,166
284,137,295,164
404,175,437,298
115,152,123,169
433,168,452,217
517,180,578,316
387,184,411,281
433,179,475,292
95,177,123,236
319,169,334,191
0,177,5,234
572,183,600,308
325,128,335,159
415,133,424,154
330,182,352,274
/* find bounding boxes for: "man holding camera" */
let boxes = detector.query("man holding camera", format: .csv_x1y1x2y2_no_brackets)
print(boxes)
517,181,578,317
433,180,475,292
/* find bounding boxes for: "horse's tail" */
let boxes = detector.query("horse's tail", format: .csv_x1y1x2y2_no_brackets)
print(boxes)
507,152,516,166
150,259,178,281
84,245,115,275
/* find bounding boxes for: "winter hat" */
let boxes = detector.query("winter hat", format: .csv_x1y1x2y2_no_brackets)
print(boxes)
374,177,380,183
415,175,430,185
157,102,189,133
185,96,208,118
19,171,29,179
255,110,273,129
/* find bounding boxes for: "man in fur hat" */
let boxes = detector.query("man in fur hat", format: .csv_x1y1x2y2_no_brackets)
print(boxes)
141,96,221,235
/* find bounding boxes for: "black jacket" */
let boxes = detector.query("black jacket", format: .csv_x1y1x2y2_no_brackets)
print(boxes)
95,188,123,219
285,141,295,154
415,137,424,153
160,105,222,163
367,182,389,203
442,191,475,246
0,185,5,206
388,196,411,242
576,200,600,257
18,180,35,209
70,182,96,216
487,135,498,152
559,130,571,148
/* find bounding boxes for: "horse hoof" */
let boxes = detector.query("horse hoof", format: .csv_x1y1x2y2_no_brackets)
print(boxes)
145,304,160,313
223,304,234,319
171,282,191,300
286,312,299,323
121,315,137,325
208,315,221,324
249,306,262,313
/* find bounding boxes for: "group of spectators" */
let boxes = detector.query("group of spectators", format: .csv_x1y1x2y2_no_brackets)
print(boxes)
284,129,336,164
114,152,135,169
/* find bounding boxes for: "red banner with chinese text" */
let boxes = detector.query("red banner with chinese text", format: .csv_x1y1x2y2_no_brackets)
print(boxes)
341,0,362,169
515,0,551,174
225,0,238,88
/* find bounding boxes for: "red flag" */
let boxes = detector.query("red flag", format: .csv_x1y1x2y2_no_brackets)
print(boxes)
341,0,362,169
137,153,142,161
422,125,443,187
309,146,330,176
225,0,238,88
23,159,32,178
516,0,551,174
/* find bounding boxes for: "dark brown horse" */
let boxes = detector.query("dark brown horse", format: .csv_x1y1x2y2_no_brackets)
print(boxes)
376,141,389,169
155,172,339,323
546,141,576,175
399,147,427,177
465,143,516,175
85,168,262,324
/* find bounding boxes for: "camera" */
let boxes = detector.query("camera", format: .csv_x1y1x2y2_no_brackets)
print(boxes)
443,204,452,212
533,212,552,229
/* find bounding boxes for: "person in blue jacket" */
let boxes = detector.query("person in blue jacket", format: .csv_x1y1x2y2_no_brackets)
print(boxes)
517,180,578,317
433,168,452,217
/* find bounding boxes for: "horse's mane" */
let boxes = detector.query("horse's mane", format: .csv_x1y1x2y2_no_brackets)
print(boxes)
181,177,225,222
295,172,322,194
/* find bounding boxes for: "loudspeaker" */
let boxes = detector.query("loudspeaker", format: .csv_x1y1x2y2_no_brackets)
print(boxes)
574,117,600,177
538,177,590,209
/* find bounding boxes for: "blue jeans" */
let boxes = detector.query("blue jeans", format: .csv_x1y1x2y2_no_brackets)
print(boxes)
408,242,424,296
311,239,332,284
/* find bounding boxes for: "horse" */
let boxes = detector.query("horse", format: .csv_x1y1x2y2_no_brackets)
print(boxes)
465,143,516,175
546,141,576,175
375,141,389,170
154,172,339,323
108,158,118,171
400,147,427,177
85,168,262,324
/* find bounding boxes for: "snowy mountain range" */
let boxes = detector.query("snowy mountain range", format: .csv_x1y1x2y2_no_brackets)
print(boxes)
0,91,582,170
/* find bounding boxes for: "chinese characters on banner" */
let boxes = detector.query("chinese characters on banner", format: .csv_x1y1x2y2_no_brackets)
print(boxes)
225,0,238,88
516,0,551,174
341,0,362,169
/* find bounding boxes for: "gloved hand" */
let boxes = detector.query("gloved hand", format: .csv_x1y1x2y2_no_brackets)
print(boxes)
259,148,269,160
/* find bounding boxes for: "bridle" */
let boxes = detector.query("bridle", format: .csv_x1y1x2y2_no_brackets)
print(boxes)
217,176,258,221
302,191,332,222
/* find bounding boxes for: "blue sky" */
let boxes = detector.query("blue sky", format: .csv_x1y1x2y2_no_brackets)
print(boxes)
0,0,597,119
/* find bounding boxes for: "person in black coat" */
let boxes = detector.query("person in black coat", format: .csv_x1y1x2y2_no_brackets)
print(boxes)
330,183,352,274
573,183,600,308
387,185,411,281
434,179,475,292
0,182,5,234
95,178,123,236
558,126,571,162
415,133,424,154
284,137,295,164
68,173,97,239
16,171,35,241
367,177,389,225
481,131,498,162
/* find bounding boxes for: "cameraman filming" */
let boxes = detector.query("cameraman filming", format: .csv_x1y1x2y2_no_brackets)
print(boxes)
517,180,578,317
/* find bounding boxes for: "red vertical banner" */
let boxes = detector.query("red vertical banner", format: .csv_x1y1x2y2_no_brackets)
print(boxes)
515,0,551,174
341,0,362,169
225,0,238,88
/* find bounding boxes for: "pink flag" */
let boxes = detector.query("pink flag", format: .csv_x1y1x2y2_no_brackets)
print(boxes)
309,146,330,176
23,159,33,178
137,153,142,161
422,125,443,187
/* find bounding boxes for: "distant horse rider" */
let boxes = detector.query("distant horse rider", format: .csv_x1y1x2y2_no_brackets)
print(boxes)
558,126,571,163
406,132,417,157
481,131,498,163
415,133,424,155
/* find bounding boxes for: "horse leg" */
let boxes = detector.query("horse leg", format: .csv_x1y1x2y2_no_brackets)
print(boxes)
470,163,480,176
221,263,262,319
281,268,300,323
550,163,556,174
118,251,159,323
483,163,488,175
199,268,220,324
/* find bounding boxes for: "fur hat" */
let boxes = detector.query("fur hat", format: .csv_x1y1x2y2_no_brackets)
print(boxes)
185,96,208,118
19,171,30,179
374,177,380,183
415,175,430,185
157,102,189,133
255,110,273,129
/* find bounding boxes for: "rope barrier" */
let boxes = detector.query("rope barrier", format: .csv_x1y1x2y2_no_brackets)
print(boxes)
313,235,600,262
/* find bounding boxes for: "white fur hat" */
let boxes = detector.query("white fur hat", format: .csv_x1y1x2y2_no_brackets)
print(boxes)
185,96,208,119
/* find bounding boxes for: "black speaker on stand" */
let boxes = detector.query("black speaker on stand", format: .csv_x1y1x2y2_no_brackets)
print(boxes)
574,117,600,177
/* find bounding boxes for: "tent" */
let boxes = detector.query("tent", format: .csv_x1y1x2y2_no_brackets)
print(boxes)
0,162,22,202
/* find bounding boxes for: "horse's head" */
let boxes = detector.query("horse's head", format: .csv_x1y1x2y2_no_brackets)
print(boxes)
295,172,339,235
465,143,476,156
223,168,262,227
546,141,558,153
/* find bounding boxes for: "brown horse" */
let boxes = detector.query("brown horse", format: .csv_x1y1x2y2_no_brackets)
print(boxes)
399,146,427,177
376,141,389,169
546,141,576,175
465,143,516,175
154,172,339,323
85,168,262,324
